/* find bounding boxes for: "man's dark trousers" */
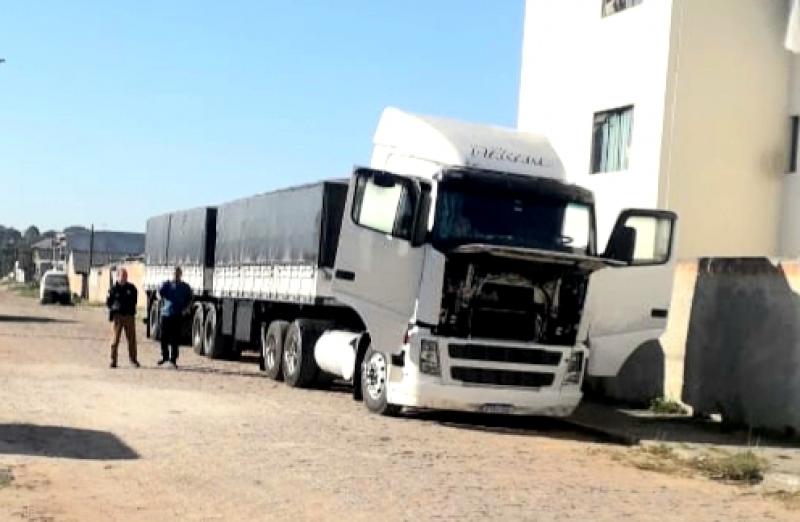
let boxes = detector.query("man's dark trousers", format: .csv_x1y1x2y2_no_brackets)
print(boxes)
160,315,182,363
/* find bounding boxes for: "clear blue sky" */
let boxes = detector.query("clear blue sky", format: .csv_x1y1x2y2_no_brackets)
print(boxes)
1,1,524,232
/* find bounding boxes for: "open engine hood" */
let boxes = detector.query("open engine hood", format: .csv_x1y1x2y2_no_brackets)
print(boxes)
450,243,624,272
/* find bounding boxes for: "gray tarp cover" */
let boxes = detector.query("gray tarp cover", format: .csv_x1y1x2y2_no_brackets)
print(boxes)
215,181,347,268
145,207,215,266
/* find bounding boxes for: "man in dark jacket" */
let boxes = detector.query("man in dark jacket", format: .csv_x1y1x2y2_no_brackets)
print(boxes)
106,268,139,368
158,266,193,368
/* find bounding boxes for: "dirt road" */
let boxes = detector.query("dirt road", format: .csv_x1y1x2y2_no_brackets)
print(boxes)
0,288,794,521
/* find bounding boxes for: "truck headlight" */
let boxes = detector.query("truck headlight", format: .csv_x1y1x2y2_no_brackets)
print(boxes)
419,340,441,376
563,351,584,386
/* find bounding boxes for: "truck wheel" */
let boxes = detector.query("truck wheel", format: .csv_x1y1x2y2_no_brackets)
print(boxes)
282,320,320,388
203,306,228,359
191,306,205,355
149,301,161,341
262,320,288,380
361,347,401,416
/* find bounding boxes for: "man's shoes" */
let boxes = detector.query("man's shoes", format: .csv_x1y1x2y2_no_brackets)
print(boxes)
130,360,141,368
110,361,117,368
157,359,167,366
169,361,178,369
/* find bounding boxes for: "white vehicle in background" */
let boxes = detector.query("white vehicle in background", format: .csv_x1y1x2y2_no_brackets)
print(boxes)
144,108,678,417
39,270,71,305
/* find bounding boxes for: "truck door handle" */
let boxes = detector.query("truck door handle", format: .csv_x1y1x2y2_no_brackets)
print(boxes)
335,270,356,281
651,308,668,319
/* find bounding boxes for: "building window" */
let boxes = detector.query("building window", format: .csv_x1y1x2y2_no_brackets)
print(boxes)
602,0,643,17
591,105,634,174
790,116,799,173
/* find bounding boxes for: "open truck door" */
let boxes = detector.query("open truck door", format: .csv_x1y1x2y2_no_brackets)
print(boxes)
584,209,678,377
332,168,430,355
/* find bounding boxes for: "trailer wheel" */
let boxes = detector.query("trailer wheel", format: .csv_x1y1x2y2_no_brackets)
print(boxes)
282,320,320,388
361,347,401,416
262,320,288,380
203,306,228,359
149,300,161,341
191,306,205,355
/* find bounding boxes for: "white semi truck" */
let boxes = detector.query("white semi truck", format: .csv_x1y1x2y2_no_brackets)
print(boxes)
144,108,677,416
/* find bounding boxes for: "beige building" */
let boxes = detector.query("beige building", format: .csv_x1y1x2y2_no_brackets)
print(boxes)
518,0,800,259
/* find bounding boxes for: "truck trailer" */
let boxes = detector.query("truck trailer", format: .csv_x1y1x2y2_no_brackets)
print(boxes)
145,108,677,416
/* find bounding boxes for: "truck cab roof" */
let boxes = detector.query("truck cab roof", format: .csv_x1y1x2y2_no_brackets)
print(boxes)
371,107,566,181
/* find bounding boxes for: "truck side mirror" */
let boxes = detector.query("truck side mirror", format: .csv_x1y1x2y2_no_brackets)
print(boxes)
605,226,636,264
604,209,677,266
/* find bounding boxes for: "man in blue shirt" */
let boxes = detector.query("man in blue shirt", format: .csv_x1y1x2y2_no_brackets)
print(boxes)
158,266,193,368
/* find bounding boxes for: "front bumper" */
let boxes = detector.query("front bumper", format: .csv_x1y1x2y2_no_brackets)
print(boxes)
388,379,582,417
386,331,586,417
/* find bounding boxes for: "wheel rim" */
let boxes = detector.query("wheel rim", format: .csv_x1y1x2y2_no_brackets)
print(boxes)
284,336,299,376
364,352,387,401
264,334,278,371
205,315,214,348
193,317,202,346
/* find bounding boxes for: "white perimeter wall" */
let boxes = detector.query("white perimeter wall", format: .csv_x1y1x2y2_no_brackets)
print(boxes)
518,0,674,248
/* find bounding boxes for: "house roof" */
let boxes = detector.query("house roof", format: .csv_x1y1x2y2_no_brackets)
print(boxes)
65,230,144,256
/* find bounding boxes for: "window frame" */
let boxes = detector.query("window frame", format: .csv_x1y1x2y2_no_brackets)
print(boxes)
790,115,799,174
601,0,643,18
590,104,635,175
350,169,419,241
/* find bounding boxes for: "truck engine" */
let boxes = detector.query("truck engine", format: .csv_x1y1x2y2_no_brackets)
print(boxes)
434,253,590,346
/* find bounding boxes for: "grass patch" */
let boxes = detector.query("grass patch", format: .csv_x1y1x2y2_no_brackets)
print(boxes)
649,397,689,415
691,450,768,483
6,282,39,299
622,444,768,484
0,467,14,489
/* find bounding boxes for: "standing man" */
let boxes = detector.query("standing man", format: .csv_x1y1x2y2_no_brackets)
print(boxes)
158,266,192,368
107,268,140,368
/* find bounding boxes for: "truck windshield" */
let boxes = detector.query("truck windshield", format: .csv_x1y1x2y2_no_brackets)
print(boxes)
432,179,593,255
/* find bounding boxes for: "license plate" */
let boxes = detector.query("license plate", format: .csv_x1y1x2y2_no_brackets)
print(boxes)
480,403,513,414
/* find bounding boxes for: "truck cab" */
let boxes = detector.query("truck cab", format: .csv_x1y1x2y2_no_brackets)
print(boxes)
332,108,676,416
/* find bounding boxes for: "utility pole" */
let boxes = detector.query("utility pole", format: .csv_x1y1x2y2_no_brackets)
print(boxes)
88,224,95,272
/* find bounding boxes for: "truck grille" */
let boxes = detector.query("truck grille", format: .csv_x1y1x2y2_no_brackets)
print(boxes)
451,367,555,388
448,343,562,366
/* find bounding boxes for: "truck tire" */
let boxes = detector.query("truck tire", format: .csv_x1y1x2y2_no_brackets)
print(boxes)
262,320,288,380
191,306,205,355
149,301,161,341
361,347,401,416
282,320,321,388
203,306,228,359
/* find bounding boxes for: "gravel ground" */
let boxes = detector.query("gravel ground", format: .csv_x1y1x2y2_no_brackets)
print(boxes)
0,287,795,521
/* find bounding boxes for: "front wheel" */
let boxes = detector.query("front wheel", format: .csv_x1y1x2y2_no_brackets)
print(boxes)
361,347,401,416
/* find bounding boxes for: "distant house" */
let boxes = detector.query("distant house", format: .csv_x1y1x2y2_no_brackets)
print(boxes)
30,229,144,296
31,236,66,280
64,230,145,298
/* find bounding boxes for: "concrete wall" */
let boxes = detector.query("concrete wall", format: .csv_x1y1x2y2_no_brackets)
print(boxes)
518,0,674,246
87,260,146,311
680,258,800,434
659,0,791,258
